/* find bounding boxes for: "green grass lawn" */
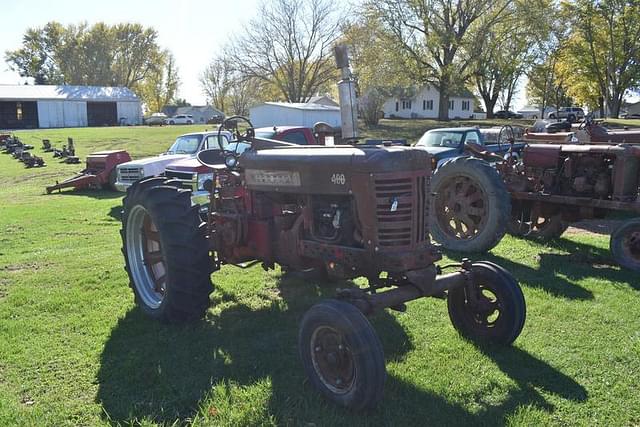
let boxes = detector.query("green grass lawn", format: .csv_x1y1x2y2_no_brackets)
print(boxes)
0,124,639,426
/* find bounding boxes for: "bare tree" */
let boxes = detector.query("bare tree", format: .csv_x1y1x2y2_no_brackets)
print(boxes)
228,77,262,116
368,0,512,120
227,0,342,103
200,57,233,112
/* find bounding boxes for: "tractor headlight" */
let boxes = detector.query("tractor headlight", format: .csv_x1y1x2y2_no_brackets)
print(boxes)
197,172,214,191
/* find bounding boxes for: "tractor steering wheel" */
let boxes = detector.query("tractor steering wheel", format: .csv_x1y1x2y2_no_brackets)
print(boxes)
217,115,255,168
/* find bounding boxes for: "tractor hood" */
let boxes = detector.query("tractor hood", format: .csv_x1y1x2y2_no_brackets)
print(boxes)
240,145,431,195
165,156,211,173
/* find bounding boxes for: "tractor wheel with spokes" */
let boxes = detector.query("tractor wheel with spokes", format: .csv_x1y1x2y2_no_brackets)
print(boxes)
610,218,640,272
508,204,567,241
121,177,213,322
299,299,386,410
447,262,526,345
430,157,511,252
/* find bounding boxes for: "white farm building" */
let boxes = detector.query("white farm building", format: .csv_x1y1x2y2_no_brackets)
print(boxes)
0,85,142,129
249,102,341,129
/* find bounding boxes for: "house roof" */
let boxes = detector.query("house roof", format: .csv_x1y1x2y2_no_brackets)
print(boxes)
256,102,340,111
0,84,139,102
307,95,339,106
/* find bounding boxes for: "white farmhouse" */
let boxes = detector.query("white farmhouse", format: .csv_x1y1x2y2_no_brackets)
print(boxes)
0,85,142,129
382,85,476,119
249,102,341,128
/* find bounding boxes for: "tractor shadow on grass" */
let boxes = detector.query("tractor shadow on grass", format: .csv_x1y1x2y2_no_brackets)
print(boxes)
443,245,596,300
540,237,640,291
96,271,587,426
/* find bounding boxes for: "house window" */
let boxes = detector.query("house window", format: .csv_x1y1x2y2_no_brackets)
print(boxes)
423,100,426,110
395,102,399,112
402,100,412,110
449,100,454,110
425,100,434,110
16,102,23,121
462,100,470,111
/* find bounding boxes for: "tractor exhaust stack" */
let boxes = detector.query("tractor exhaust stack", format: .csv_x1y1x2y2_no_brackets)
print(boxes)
334,44,359,142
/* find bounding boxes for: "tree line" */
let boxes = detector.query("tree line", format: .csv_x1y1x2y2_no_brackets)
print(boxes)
5,22,179,113
7,0,640,120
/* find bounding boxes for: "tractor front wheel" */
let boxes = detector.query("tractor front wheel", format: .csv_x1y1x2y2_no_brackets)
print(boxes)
121,177,213,322
299,299,386,410
447,262,525,345
610,218,640,272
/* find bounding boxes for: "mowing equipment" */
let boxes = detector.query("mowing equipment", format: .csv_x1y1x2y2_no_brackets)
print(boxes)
46,150,131,194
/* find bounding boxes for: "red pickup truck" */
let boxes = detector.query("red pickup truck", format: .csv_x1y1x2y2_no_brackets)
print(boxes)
164,126,324,209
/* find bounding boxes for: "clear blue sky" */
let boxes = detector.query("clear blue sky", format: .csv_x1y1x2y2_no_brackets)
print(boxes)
0,0,261,105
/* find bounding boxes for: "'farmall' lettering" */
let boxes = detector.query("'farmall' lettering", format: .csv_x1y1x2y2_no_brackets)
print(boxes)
245,169,301,187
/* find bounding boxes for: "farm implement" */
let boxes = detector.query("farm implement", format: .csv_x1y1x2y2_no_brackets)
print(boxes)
46,150,131,194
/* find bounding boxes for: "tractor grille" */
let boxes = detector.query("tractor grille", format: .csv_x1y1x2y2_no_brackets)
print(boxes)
119,167,143,183
375,174,428,248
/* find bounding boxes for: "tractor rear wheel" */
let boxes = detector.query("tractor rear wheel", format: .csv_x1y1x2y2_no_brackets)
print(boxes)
121,177,213,322
299,299,386,410
430,157,511,252
610,218,640,272
447,262,525,345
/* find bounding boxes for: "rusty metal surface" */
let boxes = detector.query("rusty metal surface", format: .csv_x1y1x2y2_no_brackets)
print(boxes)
510,191,640,213
433,174,489,241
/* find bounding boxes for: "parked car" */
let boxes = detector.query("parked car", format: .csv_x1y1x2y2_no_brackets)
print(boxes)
415,126,525,168
163,126,325,210
165,114,194,125
114,130,232,192
206,113,225,124
494,110,524,119
144,113,167,126
547,107,585,122
622,113,640,119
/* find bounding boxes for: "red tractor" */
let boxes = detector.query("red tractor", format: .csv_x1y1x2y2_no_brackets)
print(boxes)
499,141,640,271
120,115,526,409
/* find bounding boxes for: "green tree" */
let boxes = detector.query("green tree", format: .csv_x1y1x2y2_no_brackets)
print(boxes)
139,51,180,113
6,21,167,91
341,15,411,125
562,0,640,117
472,0,554,117
367,0,512,120
526,54,573,117
5,22,65,84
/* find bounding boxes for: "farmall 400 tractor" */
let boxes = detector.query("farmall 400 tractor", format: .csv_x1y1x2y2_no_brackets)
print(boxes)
120,47,526,410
